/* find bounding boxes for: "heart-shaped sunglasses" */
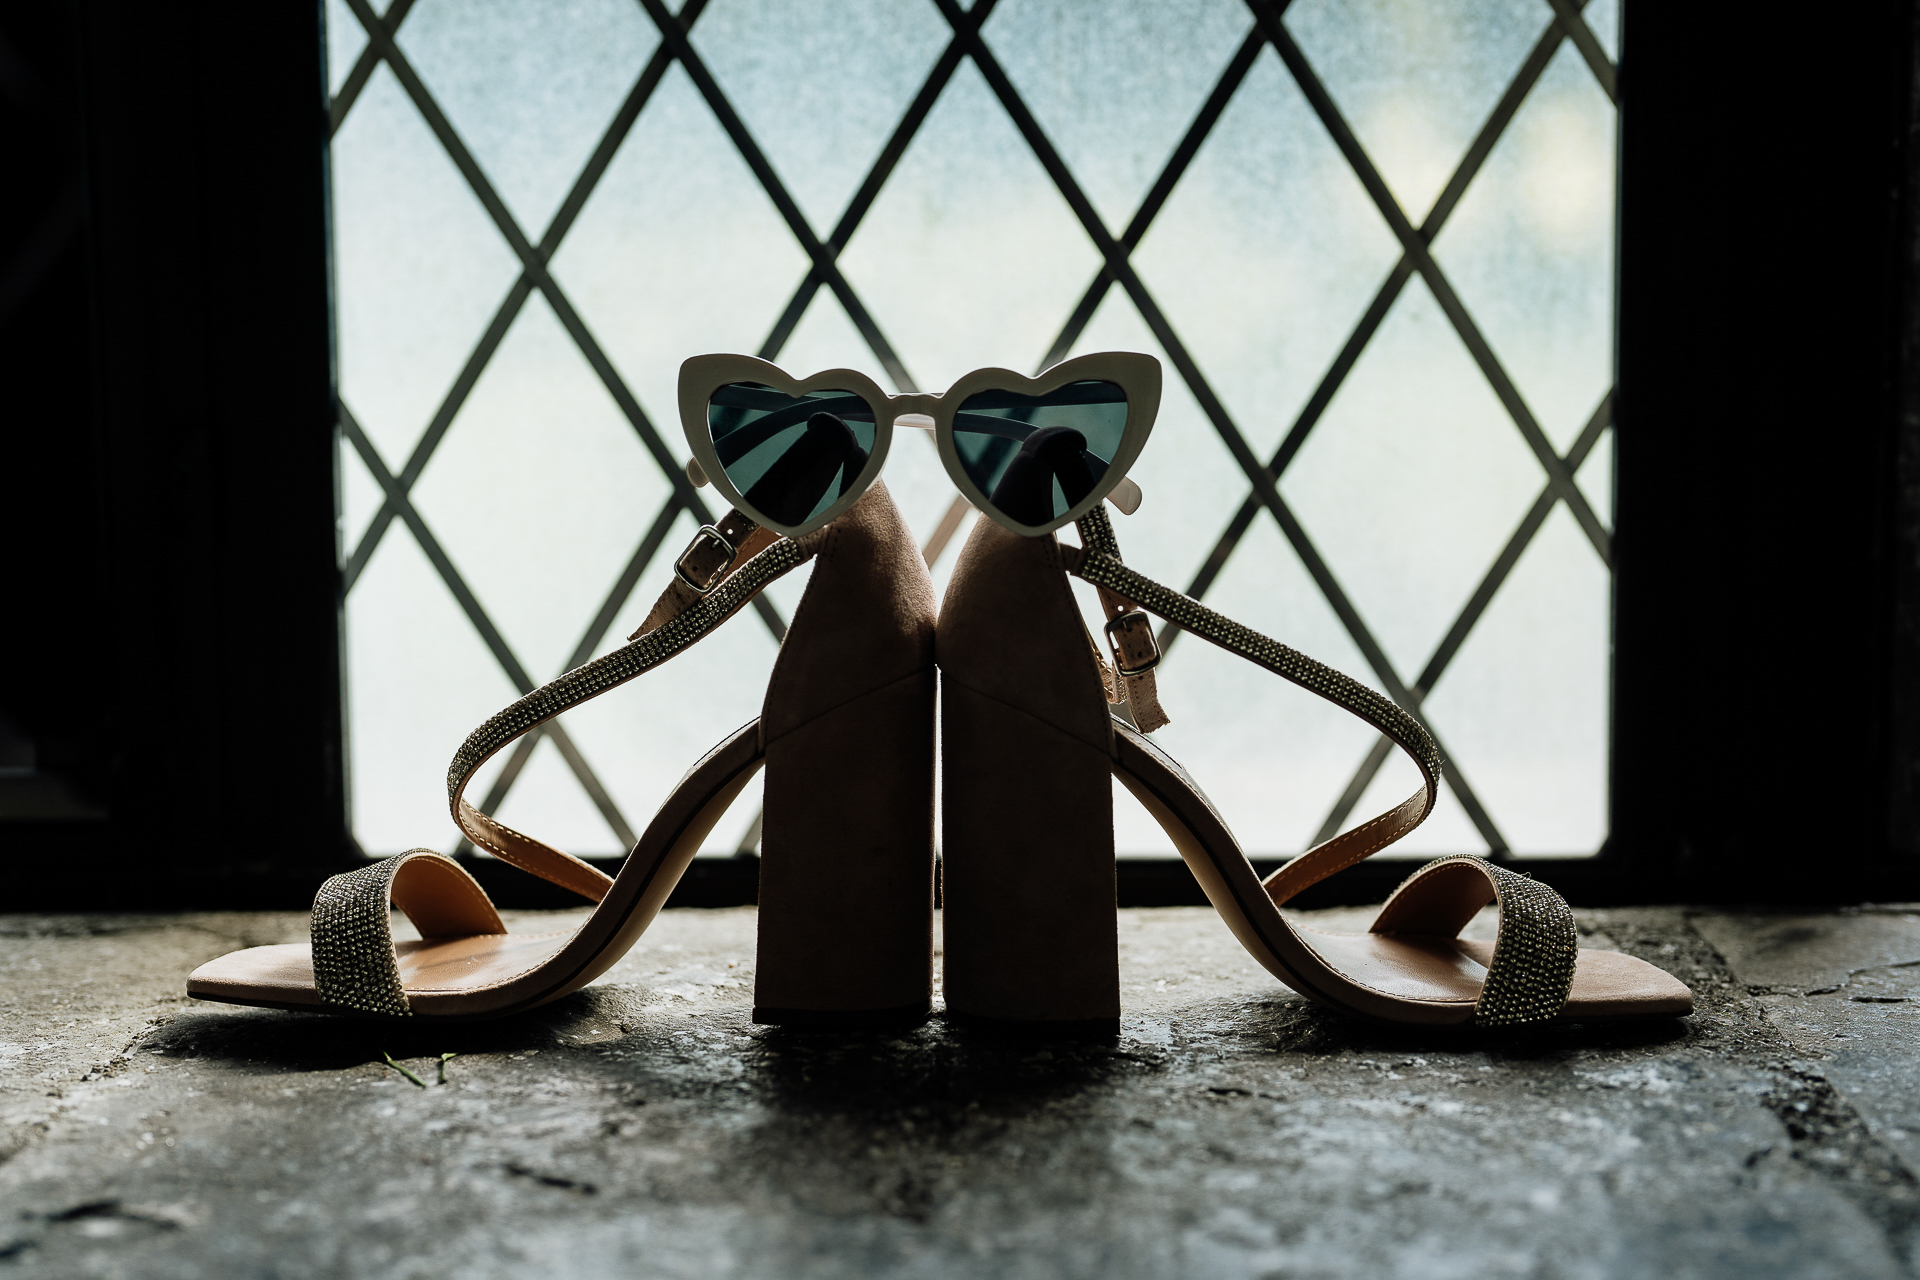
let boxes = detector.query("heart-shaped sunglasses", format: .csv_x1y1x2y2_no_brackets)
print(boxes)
679,351,1159,541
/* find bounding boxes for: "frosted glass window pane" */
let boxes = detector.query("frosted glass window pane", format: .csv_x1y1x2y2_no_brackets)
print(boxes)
327,0,1617,860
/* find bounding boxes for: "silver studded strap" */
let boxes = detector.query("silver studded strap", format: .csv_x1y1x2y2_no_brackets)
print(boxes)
1063,507,1443,905
440,518,822,904
1371,855,1578,1027
1075,506,1170,732
1060,511,1577,1024
444,524,827,884
313,856,414,1016
310,516,825,1016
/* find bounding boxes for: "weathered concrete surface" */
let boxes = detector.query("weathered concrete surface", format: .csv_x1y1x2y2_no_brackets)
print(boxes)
0,904,1915,1279
1694,909,1920,1184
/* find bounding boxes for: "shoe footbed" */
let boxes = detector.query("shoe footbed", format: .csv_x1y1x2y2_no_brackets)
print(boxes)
1297,928,1693,1020
186,724,769,1020
1113,727,1693,1025
186,735,1691,1025
186,931,576,1013
188,923,1690,1023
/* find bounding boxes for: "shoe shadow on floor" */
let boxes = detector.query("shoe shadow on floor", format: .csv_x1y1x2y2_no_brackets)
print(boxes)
717,1017,1155,1224
139,986,653,1071
1236,993,1693,1059
747,1016,1142,1118
145,982,1692,1081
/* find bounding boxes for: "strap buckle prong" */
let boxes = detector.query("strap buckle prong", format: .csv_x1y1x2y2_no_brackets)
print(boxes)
1104,610,1160,676
673,524,737,595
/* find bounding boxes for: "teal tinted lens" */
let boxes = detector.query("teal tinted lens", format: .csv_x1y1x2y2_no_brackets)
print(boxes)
952,380,1127,528
707,383,877,527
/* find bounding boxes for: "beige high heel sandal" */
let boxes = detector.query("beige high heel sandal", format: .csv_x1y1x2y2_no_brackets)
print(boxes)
938,504,1693,1030
188,482,938,1024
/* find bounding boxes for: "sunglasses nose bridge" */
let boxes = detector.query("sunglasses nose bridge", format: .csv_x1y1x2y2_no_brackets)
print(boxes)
888,392,942,420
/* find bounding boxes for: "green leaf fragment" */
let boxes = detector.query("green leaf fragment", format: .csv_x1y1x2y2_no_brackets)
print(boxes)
381,1050,429,1088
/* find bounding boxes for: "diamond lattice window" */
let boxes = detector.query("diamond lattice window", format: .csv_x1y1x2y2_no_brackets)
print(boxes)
326,0,1620,861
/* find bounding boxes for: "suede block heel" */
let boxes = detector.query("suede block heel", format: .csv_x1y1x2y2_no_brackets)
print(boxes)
937,517,1120,1034
940,682,1119,1033
753,670,937,1027
750,481,939,1028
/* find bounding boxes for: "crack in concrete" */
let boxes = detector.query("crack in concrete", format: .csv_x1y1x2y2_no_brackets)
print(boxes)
1807,958,1920,998
1683,916,1920,1264
1759,1065,1920,1255
0,1195,200,1262
503,1161,598,1195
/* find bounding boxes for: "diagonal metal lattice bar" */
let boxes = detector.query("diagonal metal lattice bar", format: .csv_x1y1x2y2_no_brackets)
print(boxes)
1542,0,1617,103
743,0,1001,590
756,0,998,380
340,401,639,848
635,0,917,392
932,0,1507,852
1166,0,1601,656
339,0,764,630
1245,0,1611,570
463,497,686,848
336,0,778,616
1039,20,1269,370
341,0,709,592
1312,393,1613,845
329,0,416,136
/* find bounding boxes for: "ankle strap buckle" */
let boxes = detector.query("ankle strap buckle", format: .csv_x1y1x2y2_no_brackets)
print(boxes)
1104,610,1161,676
673,524,737,595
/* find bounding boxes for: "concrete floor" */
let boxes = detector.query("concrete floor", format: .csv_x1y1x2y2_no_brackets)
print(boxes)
1,902,1915,1279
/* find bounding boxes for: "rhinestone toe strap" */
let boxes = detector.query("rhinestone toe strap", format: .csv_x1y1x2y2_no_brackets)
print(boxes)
1371,855,1578,1027
1063,507,1442,903
311,850,506,1017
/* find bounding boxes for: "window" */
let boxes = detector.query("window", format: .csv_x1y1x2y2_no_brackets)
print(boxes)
327,0,1619,862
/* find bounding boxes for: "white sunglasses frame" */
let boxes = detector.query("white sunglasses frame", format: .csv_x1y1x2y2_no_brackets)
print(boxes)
678,350,1161,540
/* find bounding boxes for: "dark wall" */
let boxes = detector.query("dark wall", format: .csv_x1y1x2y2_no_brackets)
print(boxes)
1898,6,1920,874
1614,2,1917,899
2,6,100,800
1,2,347,901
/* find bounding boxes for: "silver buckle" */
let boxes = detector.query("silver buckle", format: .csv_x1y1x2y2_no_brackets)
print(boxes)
673,524,737,595
1104,610,1160,677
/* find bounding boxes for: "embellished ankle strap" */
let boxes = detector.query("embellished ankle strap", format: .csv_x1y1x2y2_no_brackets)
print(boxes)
1065,506,1586,1028
1070,505,1170,733
444,514,828,901
1062,504,1442,905
308,509,827,1016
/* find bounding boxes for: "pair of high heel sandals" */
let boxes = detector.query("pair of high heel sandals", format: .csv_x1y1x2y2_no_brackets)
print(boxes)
190,352,1692,1030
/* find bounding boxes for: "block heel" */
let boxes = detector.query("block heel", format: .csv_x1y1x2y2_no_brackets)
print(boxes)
185,484,938,1024
936,503,1694,1029
937,518,1120,1033
749,481,938,1027
941,682,1119,1031
753,670,937,1027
